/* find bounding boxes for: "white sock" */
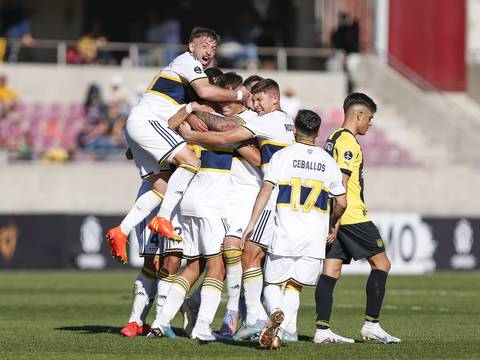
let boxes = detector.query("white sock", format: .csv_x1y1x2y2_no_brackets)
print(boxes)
242,267,264,325
224,246,243,312
120,189,162,235
258,295,270,322
156,269,175,315
128,272,156,325
153,276,190,328
196,278,223,326
281,285,300,334
158,164,197,220
263,284,283,316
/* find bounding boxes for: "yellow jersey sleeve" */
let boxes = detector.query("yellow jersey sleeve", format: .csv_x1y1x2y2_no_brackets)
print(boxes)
333,136,359,176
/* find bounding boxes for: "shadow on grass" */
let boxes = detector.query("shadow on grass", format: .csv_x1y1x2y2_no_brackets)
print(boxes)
55,325,123,334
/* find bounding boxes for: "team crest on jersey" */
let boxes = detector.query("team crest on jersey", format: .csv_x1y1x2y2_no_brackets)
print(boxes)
376,239,384,248
194,66,202,74
344,151,353,160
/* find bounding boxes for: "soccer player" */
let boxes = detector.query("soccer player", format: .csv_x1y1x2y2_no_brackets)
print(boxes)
105,27,248,264
314,93,401,344
242,109,347,349
178,79,295,340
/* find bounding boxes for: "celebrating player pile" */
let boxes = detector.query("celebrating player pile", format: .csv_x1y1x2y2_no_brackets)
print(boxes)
106,26,401,349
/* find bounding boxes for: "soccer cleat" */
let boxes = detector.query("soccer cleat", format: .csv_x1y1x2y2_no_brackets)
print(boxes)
218,310,240,338
148,216,182,242
146,324,177,339
313,328,355,344
232,320,265,341
360,322,401,344
259,310,284,349
191,325,217,341
120,322,149,337
180,297,199,338
106,226,128,264
280,330,298,342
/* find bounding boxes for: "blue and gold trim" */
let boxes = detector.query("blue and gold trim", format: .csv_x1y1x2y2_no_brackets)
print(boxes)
199,146,234,173
147,74,188,105
259,140,291,168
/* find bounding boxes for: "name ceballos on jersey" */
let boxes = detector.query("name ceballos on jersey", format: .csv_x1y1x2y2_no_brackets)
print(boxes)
292,159,326,172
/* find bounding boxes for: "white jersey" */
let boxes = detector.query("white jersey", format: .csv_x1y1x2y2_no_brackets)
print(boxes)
179,143,234,217
130,52,207,123
230,108,263,189
264,142,345,258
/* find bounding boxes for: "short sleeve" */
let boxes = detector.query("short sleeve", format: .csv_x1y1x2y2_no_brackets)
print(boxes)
329,162,346,196
263,151,281,185
333,138,359,176
241,114,268,138
175,55,208,83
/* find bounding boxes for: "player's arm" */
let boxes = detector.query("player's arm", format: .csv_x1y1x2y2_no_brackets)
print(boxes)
241,181,275,248
326,172,349,244
192,110,242,131
235,140,261,167
178,122,253,146
167,102,212,130
191,78,248,102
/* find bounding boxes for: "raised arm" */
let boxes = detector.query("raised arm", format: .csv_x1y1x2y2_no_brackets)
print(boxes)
235,140,261,167
191,78,248,102
178,122,253,146
167,102,212,130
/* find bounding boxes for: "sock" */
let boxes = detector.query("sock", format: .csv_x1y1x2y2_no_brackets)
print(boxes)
258,296,270,322
156,269,176,315
158,164,198,220
196,278,223,327
153,276,190,327
140,278,157,324
242,267,263,325
315,274,337,329
223,246,243,312
128,269,156,324
365,269,388,322
188,285,202,311
280,285,300,334
263,284,283,315
120,189,162,235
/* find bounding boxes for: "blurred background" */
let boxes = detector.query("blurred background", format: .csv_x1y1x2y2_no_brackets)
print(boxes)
0,0,478,273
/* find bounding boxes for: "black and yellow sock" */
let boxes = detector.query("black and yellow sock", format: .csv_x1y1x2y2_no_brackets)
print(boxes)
315,274,337,329
365,269,388,322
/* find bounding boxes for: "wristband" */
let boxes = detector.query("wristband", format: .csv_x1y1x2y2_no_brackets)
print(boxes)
236,90,243,101
185,103,193,114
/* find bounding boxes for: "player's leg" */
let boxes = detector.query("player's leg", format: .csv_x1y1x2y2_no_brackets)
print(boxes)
314,236,354,344
219,235,243,337
149,145,200,239
121,256,159,337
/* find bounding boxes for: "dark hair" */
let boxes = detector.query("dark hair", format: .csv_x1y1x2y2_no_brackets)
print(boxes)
204,68,223,84
189,26,221,44
343,92,377,114
243,75,263,88
250,78,280,95
216,72,243,90
294,109,321,137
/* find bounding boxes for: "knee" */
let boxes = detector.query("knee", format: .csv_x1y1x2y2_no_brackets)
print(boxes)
161,255,181,274
369,254,391,273
322,261,342,280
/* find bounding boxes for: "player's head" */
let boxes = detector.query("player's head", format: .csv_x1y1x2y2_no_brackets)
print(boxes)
243,75,263,109
251,78,281,115
216,72,244,116
294,109,321,140
188,27,221,68
343,92,377,135
205,67,223,84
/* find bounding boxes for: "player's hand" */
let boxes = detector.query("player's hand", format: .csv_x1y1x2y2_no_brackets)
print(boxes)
178,121,194,139
241,223,254,249
187,113,208,132
191,102,214,113
326,222,340,245
240,86,250,101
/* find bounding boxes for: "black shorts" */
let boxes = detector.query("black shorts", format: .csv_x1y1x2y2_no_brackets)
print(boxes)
326,221,385,263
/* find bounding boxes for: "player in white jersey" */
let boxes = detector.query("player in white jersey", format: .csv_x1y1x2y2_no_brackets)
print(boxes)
105,27,249,265
178,79,295,340
242,110,347,350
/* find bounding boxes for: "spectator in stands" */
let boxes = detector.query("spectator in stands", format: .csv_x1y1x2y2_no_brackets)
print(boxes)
0,73,17,117
103,75,129,116
281,86,301,119
331,12,359,54
0,4,34,62
9,130,32,161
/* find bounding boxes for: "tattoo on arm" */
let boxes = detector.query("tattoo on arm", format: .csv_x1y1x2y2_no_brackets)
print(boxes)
193,111,241,131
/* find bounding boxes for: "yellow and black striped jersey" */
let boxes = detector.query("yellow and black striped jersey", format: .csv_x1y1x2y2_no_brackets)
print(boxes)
324,128,369,225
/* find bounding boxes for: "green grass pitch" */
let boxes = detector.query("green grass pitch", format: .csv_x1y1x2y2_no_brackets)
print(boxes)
1,271,479,359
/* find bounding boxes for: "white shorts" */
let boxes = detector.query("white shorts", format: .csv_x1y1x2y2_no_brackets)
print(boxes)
249,208,275,249
126,115,186,178
225,186,258,239
181,215,228,259
133,211,183,257
264,253,322,287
